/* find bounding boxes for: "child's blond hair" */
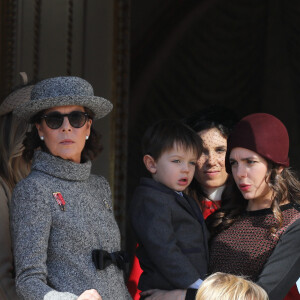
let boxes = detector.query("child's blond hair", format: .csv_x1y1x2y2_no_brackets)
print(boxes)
196,272,268,300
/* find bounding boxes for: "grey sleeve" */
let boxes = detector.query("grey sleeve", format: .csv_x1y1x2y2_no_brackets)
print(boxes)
44,291,77,300
131,194,201,288
257,218,300,300
10,183,78,300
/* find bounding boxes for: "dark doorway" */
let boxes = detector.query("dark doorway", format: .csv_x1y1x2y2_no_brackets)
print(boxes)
126,0,300,252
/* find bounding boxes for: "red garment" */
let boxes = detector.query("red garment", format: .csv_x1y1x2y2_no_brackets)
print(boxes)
127,252,142,300
284,284,300,300
201,199,221,219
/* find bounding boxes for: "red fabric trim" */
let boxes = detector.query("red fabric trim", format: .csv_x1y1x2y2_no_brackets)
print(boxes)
284,284,300,300
127,254,142,300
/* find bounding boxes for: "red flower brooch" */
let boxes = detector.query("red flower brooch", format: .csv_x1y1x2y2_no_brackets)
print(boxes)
53,192,66,211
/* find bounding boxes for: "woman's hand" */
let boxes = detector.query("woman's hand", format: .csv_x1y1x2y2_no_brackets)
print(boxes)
77,289,102,300
141,289,187,300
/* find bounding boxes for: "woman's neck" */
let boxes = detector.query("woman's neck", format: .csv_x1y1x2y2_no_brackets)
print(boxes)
204,185,225,201
246,192,290,211
246,198,273,211
244,187,274,211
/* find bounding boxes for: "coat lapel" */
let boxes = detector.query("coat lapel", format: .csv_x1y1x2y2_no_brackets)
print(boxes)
173,193,197,217
183,194,210,261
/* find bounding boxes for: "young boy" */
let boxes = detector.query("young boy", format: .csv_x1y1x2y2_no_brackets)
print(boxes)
130,119,209,293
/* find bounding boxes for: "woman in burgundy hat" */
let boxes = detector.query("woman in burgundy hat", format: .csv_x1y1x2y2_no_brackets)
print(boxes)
207,112,300,300
142,113,300,300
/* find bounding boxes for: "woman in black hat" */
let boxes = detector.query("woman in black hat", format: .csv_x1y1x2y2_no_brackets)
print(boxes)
183,106,237,219
11,76,131,300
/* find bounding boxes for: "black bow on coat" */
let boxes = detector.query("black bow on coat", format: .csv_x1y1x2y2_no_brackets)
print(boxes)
92,249,129,272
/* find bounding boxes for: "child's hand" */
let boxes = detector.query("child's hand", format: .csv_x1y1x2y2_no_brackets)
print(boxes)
141,289,186,300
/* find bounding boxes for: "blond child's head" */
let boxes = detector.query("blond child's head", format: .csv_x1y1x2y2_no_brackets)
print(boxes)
196,272,268,300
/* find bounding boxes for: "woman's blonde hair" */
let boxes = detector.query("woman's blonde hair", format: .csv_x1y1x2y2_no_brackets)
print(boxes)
0,112,31,192
196,272,268,300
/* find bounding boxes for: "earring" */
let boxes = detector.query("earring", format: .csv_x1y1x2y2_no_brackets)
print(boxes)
85,136,89,140
40,136,44,141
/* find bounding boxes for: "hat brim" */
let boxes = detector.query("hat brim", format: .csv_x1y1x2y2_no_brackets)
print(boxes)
13,95,113,121
0,85,34,116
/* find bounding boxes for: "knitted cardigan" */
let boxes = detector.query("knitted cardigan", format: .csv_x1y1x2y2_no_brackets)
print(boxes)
11,151,131,300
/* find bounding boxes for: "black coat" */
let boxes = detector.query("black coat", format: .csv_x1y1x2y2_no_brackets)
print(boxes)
130,177,209,291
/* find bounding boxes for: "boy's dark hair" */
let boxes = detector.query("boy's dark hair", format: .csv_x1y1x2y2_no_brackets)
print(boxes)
142,119,202,160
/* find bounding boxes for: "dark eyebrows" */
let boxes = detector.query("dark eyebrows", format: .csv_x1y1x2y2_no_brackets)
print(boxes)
229,156,258,162
169,154,198,160
241,156,258,161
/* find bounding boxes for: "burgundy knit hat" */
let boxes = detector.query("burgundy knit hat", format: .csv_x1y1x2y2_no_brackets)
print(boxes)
225,113,289,173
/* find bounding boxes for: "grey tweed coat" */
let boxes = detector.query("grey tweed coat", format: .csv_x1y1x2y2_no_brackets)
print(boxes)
11,151,131,300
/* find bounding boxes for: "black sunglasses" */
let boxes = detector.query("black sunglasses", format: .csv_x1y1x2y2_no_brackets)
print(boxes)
41,111,90,129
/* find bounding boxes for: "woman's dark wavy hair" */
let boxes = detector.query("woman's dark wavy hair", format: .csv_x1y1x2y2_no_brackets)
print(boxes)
182,105,239,139
22,107,102,162
206,162,300,237
182,105,239,205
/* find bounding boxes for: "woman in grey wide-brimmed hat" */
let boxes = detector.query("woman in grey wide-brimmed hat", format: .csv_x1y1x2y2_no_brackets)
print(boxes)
11,76,131,300
0,82,33,300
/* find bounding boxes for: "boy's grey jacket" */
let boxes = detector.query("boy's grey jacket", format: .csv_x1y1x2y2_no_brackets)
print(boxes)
11,151,131,300
131,177,209,291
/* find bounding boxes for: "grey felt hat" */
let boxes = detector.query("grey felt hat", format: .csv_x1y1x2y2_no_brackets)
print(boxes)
14,76,113,121
0,85,34,116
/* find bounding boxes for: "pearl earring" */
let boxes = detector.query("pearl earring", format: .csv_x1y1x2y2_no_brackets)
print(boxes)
85,136,89,140
40,136,44,141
